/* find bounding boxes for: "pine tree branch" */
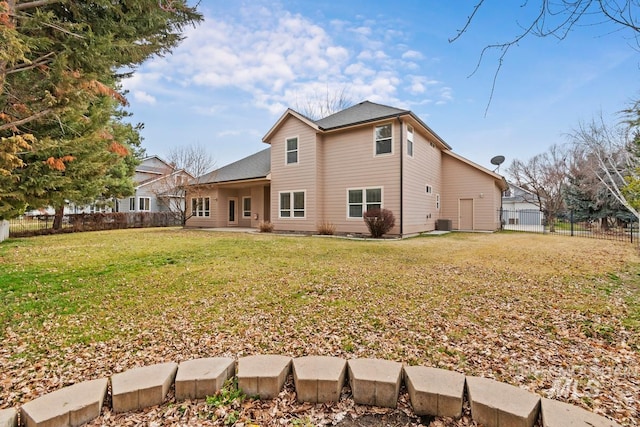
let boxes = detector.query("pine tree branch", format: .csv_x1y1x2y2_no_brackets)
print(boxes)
0,108,53,131
5,52,55,75
14,0,61,11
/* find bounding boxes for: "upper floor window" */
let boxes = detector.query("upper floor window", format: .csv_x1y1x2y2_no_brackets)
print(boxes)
375,124,392,155
286,137,298,164
407,125,414,157
191,197,210,217
139,197,150,211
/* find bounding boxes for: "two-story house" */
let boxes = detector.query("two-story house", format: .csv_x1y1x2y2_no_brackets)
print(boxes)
186,101,507,236
115,156,193,215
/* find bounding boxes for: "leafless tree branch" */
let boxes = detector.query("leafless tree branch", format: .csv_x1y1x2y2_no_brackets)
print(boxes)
452,0,640,115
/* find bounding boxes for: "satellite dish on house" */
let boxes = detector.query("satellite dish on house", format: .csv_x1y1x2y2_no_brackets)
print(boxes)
490,155,505,172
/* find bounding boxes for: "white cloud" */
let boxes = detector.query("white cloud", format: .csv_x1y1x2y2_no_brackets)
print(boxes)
351,26,372,36
132,90,156,105
437,87,454,104
402,50,424,60
344,62,375,76
125,2,453,116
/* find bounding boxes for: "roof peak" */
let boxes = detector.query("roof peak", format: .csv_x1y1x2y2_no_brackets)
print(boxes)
314,100,409,130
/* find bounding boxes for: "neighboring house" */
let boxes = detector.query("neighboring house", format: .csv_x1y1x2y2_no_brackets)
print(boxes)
186,101,508,236
501,182,543,226
24,155,191,217
115,156,193,214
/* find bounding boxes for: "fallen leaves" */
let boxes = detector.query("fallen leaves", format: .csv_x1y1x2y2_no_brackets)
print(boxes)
0,230,638,425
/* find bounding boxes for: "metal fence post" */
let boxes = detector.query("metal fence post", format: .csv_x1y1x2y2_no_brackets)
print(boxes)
570,210,574,237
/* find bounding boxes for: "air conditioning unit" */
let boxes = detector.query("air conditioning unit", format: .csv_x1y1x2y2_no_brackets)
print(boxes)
436,219,452,231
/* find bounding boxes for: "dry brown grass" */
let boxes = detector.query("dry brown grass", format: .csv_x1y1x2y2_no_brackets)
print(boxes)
0,229,638,425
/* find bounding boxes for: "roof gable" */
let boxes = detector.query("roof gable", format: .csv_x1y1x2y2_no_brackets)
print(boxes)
315,101,409,130
136,169,193,189
199,148,271,184
443,150,508,191
262,109,318,142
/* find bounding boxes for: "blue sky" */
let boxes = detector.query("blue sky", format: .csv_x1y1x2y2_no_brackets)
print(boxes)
122,0,639,173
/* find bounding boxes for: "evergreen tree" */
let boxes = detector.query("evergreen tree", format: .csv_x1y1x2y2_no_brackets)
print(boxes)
0,0,202,219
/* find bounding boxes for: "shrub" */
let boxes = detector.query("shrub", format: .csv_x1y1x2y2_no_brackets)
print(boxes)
317,221,336,235
258,220,274,232
363,208,395,238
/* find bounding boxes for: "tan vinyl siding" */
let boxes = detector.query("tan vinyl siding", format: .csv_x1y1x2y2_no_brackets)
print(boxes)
402,123,442,235
321,123,400,235
185,182,270,229
185,186,218,227
269,116,318,232
441,153,501,231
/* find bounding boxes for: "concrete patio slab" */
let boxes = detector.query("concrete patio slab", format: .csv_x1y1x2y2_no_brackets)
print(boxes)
292,356,347,403
111,362,178,413
237,355,291,400
0,408,17,427
541,398,621,427
347,358,402,408
404,366,465,418
175,357,235,401
20,378,107,427
466,376,540,427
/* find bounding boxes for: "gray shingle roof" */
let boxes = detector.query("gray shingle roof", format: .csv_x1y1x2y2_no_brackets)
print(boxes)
315,101,409,130
199,148,271,184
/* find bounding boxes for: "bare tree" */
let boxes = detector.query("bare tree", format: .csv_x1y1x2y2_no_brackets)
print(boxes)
167,143,215,178
506,144,570,231
451,1,640,114
155,143,216,225
569,115,640,223
293,85,353,120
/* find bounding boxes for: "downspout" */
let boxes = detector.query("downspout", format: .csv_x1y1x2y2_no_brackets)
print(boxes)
398,116,403,237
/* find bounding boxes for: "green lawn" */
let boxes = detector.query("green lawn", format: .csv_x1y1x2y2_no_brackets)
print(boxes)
0,228,639,424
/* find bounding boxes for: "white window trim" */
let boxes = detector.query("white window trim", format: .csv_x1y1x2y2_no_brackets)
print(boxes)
285,136,299,165
346,186,384,220
242,196,252,218
373,123,393,157
191,197,210,217
139,197,150,211
278,190,306,219
426,184,433,194
129,197,135,211
436,193,441,210
407,125,414,158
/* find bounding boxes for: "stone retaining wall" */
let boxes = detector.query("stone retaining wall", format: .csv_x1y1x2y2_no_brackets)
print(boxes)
0,354,621,427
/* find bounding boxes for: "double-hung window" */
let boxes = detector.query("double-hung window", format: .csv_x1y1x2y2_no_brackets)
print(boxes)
348,188,382,218
129,197,135,211
242,197,251,218
375,124,392,155
286,137,298,164
407,125,414,157
279,191,305,218
139,197,150,211
191,197,210,217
